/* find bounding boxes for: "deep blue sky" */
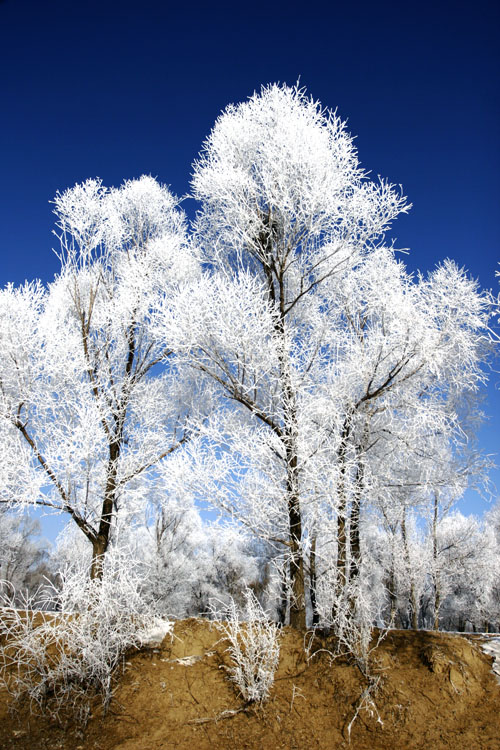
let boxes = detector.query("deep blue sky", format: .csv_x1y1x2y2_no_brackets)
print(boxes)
1,0,499,537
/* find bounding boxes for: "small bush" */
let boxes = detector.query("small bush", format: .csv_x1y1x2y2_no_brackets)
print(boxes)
0,555,171,724
212,588,280,703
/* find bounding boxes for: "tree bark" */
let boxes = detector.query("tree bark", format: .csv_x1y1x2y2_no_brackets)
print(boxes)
309,535,320,626
276,563,289,626
286,445,306,629
89,439,121,580
401,508,418,630
90,536,108,581
349,456,363,585
388,562,397,625
333,415,351,621
259,230,306,630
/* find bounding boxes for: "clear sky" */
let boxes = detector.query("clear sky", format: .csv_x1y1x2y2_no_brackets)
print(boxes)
1,0,499,539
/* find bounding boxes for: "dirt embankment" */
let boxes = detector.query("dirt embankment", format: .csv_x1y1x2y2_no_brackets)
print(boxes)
1,618,499,750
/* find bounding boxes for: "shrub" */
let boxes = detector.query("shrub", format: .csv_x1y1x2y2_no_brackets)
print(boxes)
212,588,280,703
0,554,172,724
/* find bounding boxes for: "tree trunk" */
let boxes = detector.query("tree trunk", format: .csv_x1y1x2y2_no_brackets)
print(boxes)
277,277,306,628
401,509,418,630
388,566,397,625
432,493,441,631
89,440,120,581
384,523,399,626
90,536,108,580
278,384,305,629
349,428,367,591
276,566,289,626
334,500,347,620
259,228,307,629
348,449,364,607
333,416,351,621
287,451,306,629
349,491,361,584
309,535,320,626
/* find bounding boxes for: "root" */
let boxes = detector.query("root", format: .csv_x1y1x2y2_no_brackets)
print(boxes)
345,674,383,742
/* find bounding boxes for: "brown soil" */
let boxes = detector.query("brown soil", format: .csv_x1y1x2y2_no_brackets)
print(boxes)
1,618,499,750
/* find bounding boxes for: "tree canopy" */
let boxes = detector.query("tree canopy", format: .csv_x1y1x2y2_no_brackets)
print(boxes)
0,84,495,632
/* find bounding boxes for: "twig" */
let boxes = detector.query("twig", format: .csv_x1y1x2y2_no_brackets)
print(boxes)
187,706,249,724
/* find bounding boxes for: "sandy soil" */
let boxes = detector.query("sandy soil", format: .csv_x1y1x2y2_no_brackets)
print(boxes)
1,617,499,750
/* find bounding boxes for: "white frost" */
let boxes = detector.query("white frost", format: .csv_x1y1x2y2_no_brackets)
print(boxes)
481,637,500,684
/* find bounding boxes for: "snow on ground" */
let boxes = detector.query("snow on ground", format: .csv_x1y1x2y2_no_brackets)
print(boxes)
481,637,500,684
138,618,174,648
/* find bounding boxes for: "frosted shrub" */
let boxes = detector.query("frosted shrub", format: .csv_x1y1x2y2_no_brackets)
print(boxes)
0,554,171,724
312,570,381,676
330,581,376,675
213,588,280,703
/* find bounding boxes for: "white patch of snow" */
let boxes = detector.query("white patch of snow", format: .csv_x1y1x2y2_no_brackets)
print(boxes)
170,655,201,666
481,638,500,685
137,619,174,648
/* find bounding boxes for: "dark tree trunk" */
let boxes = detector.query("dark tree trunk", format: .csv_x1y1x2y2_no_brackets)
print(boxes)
309,535,320,626
255,219,308,629
287,472,306,629
90,439,121,580
90,536,108,581
349,426,368,593
349,451,364,599
276,568,289,626
333,416,351,621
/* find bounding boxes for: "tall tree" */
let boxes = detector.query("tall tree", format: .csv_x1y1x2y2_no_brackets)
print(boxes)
312,253,492,618
189,84,409,627
182,198,491,629
0,176,200,578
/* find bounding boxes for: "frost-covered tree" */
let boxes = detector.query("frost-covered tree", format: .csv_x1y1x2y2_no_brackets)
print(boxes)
0,177,202,578
187,84,409,628
0,512,52,597
482,500,500,631
299,248,492,625
429,510,499,631
180,244,491,627
1,83,495,634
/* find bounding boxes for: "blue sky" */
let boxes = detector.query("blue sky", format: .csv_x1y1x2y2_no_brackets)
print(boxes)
1,0,499,539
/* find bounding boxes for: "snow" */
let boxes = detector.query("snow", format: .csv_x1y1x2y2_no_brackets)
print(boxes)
138,619,174,648
481,637,500,684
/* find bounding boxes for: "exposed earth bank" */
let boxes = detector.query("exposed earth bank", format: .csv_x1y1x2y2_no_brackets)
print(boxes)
1,618,499,750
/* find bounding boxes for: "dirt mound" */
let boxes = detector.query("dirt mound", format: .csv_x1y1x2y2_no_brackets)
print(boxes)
1,618,499,750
